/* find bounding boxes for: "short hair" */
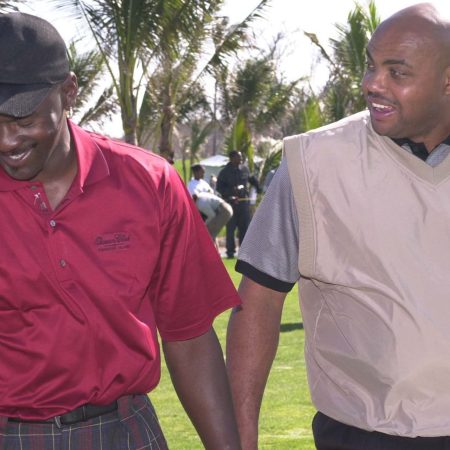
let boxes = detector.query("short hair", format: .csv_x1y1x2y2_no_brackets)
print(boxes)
191,164,204,172
229,150,240,158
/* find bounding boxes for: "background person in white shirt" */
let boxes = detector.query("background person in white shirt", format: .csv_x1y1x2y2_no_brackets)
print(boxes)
193,192,233,240
188,164,214,196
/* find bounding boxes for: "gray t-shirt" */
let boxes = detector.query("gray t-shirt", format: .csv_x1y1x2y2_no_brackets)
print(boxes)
236,140,450,292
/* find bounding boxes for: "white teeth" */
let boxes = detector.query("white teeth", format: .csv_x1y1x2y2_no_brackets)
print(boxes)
7,149,31,161
372,102,391,110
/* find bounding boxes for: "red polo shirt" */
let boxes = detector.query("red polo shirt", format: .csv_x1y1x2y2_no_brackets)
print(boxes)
0,121,240,419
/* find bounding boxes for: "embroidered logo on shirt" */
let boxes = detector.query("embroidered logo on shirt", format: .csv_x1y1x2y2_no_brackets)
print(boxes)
95,232,131,252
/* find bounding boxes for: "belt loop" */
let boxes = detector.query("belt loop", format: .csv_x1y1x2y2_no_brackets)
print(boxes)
81,405,87,422
54,416,62,429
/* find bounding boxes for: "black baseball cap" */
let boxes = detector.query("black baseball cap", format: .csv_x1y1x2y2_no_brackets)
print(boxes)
0,12,69,118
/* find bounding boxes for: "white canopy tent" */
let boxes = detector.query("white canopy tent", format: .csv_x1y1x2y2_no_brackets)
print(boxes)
199,155,229,182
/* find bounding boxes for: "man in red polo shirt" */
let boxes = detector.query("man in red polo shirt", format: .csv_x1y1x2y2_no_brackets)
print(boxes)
0,12,241,450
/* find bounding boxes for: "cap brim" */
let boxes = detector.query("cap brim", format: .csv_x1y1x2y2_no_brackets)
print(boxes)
0,83,53,118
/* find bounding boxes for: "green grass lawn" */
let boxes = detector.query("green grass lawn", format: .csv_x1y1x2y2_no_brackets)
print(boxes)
151,258,316,449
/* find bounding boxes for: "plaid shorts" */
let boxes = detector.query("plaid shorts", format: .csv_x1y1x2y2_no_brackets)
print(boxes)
0,395,168,450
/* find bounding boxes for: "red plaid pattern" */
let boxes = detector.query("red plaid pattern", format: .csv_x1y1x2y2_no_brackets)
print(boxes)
0,395,168,450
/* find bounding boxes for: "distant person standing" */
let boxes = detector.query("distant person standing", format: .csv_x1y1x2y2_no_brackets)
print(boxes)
188,164,214,196
217,151,255,258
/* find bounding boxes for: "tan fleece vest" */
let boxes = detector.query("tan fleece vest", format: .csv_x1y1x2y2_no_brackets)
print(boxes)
284,111,450,437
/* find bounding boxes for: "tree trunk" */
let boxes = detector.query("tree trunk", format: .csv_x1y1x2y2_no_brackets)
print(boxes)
121,110,138,145
158,80,175,162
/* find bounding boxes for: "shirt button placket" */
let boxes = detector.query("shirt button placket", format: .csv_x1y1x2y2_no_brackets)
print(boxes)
48,220,68,272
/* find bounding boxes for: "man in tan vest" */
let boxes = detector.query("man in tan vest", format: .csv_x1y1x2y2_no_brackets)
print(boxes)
227,3,450,449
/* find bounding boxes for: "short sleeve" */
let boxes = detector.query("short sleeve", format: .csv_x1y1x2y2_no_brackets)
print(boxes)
149,165,240,342
187,179,196,195
236,158,301,291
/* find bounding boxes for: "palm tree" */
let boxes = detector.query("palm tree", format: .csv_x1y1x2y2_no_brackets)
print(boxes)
67,41,117,127
305,1,380,122
137,1,270,159
282,88,325,137
51,0,270,160
221,54,301,171
180,119,214,182
0,1,24,10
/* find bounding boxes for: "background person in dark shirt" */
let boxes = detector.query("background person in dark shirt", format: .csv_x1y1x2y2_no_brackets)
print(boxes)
217,150,253,258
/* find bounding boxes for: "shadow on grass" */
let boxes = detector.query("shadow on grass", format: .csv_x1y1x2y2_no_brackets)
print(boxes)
280,322,304,332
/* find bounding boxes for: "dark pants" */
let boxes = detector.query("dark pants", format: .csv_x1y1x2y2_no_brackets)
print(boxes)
0,395,168,450
225,201,251,257
313,412,450,450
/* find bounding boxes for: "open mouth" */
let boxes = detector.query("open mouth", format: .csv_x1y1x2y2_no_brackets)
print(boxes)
366,94,396,114
371,102,394,112
0,147,32,164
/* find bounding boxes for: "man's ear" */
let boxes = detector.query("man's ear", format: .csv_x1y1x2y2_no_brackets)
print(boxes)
61,72,78,111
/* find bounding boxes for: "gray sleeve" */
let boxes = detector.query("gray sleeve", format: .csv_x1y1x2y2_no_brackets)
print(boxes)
237,158,301,286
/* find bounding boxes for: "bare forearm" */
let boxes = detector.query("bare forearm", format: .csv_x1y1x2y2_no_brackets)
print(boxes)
226,277,286,450
163,328,241,450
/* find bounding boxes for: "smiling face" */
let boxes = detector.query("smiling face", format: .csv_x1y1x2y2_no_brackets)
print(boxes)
0,74,77,183
362,9,450,151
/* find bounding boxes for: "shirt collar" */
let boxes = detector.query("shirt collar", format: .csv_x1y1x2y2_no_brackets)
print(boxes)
392,135,450,162
69,120,110,190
